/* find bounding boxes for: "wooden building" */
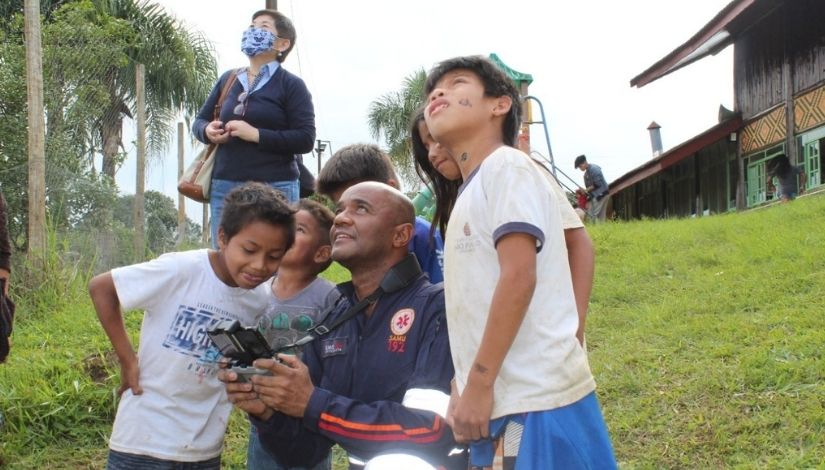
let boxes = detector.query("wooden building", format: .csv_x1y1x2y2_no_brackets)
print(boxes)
612,0,825,219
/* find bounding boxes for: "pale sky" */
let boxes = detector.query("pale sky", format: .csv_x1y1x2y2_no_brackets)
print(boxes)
116,0,734,217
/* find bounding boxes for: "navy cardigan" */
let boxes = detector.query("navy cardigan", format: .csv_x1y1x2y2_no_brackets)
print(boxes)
193,67,316,183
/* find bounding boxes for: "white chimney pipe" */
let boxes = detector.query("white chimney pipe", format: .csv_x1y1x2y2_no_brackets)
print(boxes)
648,121,663,157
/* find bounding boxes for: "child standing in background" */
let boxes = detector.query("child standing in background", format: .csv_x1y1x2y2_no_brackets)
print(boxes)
89,182,294,469
247,198,339,470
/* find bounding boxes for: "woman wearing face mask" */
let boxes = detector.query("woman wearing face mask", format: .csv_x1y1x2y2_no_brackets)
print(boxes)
193,9,315,247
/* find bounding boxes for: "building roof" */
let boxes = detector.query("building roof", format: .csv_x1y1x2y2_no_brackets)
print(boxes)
609,115,743,194
630,0,783,88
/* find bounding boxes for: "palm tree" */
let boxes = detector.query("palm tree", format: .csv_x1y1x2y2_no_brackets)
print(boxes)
367,68,426,187
91,0,217,178
3,0,217,179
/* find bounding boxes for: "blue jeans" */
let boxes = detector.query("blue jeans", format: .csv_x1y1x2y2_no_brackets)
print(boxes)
210,179,299,249
247,425,331,470
106,449,221,470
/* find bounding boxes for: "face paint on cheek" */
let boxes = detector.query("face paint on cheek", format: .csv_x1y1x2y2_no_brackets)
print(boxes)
460,152,468,162
458,98,472,107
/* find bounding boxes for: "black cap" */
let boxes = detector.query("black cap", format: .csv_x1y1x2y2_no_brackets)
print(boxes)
574,155,587,168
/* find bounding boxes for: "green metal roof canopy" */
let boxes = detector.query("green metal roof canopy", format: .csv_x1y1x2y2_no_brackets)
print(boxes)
488,53,533,88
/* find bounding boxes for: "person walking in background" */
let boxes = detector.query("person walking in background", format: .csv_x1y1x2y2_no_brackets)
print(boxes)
768,154,807,202
575,154,611,222
193,9,315,247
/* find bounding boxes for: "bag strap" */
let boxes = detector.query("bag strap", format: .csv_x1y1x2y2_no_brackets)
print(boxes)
212,69,240,120
280,253,423,352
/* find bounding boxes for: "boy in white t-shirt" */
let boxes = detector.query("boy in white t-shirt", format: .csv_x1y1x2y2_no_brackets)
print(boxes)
89,182,295,469
422,55,616,469
411,110,594,345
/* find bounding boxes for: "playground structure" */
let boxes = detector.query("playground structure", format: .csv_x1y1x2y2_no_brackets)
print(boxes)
413,53,583,217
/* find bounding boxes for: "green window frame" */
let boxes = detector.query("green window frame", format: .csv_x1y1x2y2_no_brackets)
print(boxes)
800,126,825,189
745,144,785,207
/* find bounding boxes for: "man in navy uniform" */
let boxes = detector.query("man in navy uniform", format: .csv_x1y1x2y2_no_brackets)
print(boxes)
220,182,461,469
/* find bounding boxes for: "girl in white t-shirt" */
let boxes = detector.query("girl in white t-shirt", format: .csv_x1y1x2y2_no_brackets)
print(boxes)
89,182,295,469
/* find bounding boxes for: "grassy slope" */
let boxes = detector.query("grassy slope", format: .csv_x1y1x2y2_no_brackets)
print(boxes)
587,194,824,468
1,195,823,468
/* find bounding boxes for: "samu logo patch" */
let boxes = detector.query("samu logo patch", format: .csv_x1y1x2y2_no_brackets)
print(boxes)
390,308,415,336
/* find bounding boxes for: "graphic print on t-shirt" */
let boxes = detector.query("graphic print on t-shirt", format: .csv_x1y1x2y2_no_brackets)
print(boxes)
161,302,241,380
163,303,227,357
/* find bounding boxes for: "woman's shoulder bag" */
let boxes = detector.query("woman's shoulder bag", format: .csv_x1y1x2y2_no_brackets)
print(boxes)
178,69,240,203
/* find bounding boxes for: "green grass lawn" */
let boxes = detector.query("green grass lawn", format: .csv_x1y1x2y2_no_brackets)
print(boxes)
1,196,823,468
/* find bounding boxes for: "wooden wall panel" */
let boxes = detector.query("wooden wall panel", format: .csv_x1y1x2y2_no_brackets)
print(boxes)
790,0,825,93
734,12,785,119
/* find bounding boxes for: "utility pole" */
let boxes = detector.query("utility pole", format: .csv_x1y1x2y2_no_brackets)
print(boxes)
177,123,186,247
134,63,146,261
24,0,46,258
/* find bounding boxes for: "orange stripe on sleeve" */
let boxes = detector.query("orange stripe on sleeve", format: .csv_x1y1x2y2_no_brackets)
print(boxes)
319,412,442,436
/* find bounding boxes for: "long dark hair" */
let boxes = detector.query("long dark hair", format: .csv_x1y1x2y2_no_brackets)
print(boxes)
410,108,461,239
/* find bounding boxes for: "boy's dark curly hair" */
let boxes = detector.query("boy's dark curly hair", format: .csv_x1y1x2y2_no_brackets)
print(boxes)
296,198,334,246
219,182,296,249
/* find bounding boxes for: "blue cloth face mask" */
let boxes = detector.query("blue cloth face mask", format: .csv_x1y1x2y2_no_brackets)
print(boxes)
241,27,276,57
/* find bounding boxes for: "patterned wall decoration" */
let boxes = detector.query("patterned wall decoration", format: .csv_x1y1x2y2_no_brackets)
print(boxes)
794,84,825,133
741,105,786,154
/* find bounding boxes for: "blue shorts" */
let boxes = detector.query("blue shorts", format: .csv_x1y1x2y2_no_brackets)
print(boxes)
106,449,221,470
469,392,616,470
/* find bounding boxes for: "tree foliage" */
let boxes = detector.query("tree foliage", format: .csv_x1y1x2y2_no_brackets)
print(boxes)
114,191,202,256
0,2,124,249
367,69,426,187
84,0,218,178
0,0,217,261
